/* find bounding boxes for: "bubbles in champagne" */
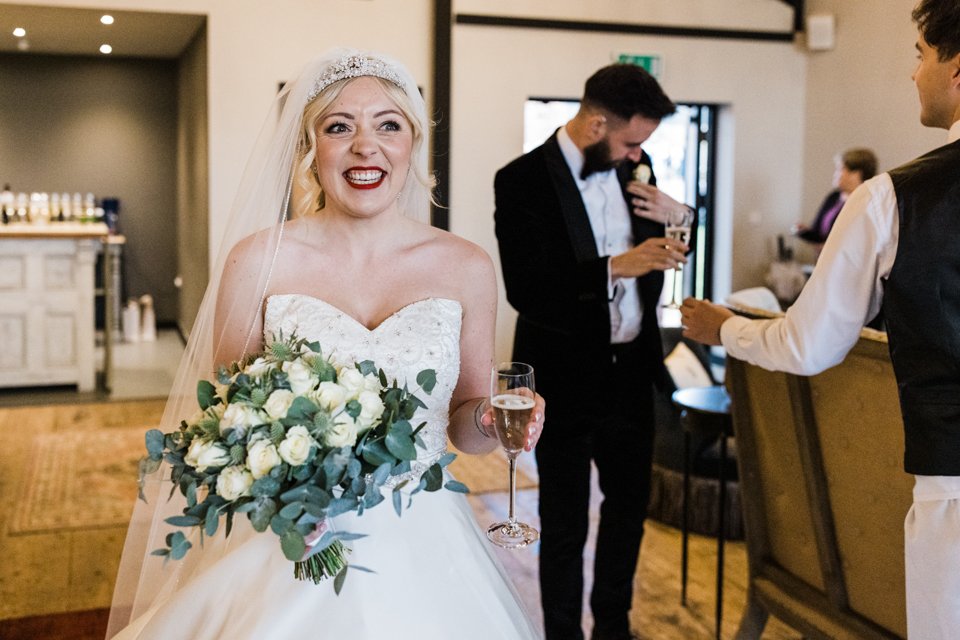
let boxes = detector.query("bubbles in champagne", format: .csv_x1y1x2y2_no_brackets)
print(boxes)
491,394,535,454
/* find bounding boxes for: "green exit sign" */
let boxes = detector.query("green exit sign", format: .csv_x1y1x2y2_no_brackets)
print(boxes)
617,54,663,78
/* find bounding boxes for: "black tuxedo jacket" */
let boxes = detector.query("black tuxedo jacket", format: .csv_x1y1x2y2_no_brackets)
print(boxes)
494,132,672,415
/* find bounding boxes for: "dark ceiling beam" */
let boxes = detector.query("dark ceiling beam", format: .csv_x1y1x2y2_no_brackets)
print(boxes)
778,0,806,33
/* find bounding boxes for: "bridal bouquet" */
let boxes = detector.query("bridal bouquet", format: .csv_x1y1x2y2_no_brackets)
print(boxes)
139,332,467,592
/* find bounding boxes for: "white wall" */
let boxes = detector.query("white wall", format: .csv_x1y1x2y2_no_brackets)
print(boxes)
449,20,807,361
797,0,943,261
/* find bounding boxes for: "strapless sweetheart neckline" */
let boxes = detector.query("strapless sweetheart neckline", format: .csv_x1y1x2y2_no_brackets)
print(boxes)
266,294,461,333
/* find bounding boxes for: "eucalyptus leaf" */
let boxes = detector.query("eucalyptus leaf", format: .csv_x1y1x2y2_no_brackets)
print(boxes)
251,476,281,498
144,429,165,459
360,440,393,466
421,464,443,492
326,496,358,518
345,399,361,420
167,531,192,560
280,529,307,561
164,515,201,527
333,566,348,595
346,458,362,480
204,505,219,537
392,487,403,516
285,396,318,423
138,455,161,477
436,452,457,467
371,462,391,487
416,369,437,394
270,514,294,536
332,531,368,542
279,502,304,519
249,498,277,532
385,424,417,461
363,490,384,509
357,360,377,376
197,379,217,410
444,480,470,494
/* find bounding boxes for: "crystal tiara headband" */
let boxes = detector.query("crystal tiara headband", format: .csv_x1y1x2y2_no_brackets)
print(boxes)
307,54,406,102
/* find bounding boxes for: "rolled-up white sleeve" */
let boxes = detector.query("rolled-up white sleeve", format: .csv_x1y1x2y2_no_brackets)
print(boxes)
720,174,899,376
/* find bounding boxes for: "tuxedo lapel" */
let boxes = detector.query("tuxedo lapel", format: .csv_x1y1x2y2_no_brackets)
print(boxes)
542,134,598,263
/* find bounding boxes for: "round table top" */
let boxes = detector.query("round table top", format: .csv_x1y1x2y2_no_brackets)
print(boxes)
671,385,731,416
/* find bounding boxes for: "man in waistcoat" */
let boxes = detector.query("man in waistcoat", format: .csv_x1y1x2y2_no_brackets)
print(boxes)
681,2,960,636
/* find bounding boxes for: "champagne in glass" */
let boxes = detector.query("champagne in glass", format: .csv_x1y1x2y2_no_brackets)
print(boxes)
663,207,694,310
486,362,539,549
491,393,535,455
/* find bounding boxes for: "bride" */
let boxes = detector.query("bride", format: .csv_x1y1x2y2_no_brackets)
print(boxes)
105,49,545,639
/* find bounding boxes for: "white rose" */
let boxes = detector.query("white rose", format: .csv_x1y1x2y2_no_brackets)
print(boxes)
263,389,295,420
356,390,385,433
246,437,282,479
283,359,319,395
337,367,366,398
278,425,313,466
362,373,382,394
313,381,347,411
219,403,265,438
323,414,359,448
244,357,272,376
184,438,230,470
216,465,253,501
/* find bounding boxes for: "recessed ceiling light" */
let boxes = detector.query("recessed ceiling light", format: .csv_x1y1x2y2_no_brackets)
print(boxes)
100,15,114,25
100,44,113,54
12,27,26,37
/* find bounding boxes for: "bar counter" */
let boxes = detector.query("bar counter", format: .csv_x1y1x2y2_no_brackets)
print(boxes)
0,222,109,391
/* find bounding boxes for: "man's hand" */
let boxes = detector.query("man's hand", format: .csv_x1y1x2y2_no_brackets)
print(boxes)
626,181,686,225
610,237,687,279
680,297,734,346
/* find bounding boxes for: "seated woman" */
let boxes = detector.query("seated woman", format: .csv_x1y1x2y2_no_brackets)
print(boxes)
794,147,878,250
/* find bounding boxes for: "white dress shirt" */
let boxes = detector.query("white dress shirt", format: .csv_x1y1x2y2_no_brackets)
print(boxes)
556,125,642,344
722,120,960,494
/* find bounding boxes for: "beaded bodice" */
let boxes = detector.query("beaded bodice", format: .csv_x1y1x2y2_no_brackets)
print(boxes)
263,295,462,481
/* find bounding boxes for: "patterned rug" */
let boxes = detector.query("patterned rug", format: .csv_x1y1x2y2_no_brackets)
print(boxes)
10,428,145,534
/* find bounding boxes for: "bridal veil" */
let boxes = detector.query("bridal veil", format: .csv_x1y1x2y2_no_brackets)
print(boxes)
105,48,433,638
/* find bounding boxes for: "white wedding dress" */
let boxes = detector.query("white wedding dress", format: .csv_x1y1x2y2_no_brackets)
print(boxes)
114,294,540,640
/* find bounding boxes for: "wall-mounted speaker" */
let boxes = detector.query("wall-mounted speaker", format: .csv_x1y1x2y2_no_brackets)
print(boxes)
806,13,836,51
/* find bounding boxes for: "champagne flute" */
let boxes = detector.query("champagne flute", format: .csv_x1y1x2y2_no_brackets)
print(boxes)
663,206,694,310
486,361,539,549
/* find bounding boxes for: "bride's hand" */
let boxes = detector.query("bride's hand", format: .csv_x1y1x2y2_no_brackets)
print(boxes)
524,394,546,452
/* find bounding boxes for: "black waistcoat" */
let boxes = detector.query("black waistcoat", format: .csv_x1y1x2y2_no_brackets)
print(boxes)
885,139,960,475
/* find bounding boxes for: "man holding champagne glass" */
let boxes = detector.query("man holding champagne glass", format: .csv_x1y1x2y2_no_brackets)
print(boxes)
682,2,960,636
494,63,693,640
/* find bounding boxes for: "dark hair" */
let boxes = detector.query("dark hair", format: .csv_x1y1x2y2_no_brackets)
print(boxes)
913,0,960,60
582,64,676,122
842,148,878,180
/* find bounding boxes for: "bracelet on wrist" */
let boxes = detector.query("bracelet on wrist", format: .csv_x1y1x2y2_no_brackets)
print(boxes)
474,400,492,439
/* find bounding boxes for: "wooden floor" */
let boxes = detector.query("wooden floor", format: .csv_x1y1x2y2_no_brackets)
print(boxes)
0,398,803,639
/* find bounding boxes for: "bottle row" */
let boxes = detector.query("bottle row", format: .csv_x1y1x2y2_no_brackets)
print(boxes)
0,185,118,230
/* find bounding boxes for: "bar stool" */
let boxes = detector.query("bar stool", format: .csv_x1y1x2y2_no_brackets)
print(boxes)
671,385,733,640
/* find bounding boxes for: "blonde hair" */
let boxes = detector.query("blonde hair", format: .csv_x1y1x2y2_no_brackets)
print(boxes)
292,76,436,217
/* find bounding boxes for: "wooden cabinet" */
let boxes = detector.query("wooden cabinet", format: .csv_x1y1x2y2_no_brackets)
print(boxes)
0,224,107,391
